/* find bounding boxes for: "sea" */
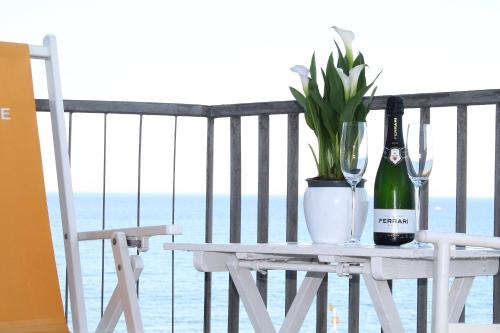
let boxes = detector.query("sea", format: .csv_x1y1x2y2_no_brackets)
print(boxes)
47,193,497,332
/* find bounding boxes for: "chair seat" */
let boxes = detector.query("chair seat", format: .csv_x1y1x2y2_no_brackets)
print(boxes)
449,323,500,332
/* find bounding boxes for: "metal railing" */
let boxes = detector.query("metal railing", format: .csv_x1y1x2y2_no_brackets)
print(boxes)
36,88,500,333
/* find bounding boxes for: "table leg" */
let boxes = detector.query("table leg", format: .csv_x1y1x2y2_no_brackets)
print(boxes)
448,277,474,323
363,274,405,333
227,258,327,333
279,272,326,333
226,258,277,333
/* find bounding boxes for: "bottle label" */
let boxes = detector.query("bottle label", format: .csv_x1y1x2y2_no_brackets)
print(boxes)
383,147,406,165
373,209,416,233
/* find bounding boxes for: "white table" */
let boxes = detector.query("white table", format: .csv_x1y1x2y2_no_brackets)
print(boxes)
164,243,500,333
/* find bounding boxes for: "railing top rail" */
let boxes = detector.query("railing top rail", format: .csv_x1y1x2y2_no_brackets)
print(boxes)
35,99,209,117
35,89,500,117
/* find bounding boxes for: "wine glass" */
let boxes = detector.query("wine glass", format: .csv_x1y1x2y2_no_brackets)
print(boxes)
405,123,433,247
340,122,368,245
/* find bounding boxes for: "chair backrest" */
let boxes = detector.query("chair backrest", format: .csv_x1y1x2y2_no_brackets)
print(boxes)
0,37,87,332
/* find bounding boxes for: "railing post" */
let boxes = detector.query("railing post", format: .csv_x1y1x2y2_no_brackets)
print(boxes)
456,105,467,322
417,106,430,333
204,116,214,333
494,103,500,323
286,114,299,315
456,105,468,236
228,116,242,333
316,275,328,333
348,276,360,333
257,115,270,304
100,113,108,318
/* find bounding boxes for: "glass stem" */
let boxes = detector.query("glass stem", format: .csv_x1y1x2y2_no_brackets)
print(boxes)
351,185,356,239
415,185,421,234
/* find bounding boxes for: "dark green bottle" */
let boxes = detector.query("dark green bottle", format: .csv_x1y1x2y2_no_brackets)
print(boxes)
373,96,415,246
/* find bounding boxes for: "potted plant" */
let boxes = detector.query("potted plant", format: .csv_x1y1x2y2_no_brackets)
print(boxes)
290,26,380,244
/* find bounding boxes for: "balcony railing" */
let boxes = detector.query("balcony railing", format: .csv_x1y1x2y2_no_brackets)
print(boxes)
36,89,500,332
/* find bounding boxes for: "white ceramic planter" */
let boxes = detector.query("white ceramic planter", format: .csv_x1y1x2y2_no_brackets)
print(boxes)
303,179,369,244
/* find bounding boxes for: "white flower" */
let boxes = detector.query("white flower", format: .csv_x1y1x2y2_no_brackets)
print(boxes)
337,64,366,100
291,65,310,96
336,68,350,100
348,64,365,97
332,26,355,69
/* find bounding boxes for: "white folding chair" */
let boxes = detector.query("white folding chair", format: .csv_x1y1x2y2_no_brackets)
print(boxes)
417,231,500,333
0,35,181,333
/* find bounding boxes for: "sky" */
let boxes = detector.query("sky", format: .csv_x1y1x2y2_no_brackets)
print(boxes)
2,0,500,197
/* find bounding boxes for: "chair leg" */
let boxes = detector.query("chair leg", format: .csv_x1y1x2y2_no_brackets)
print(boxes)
432,241,451,333
96,255,144,333
110,232,144,332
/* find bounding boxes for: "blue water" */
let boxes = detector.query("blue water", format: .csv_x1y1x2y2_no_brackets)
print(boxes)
47,194,497,332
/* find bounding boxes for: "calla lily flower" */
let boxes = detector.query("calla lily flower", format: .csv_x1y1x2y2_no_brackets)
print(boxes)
336,68,350,100
337,64,366,100
348,64,365,97
291,65,310,96
332,26,355,69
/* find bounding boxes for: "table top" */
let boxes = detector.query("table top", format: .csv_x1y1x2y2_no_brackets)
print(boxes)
164,242,500,260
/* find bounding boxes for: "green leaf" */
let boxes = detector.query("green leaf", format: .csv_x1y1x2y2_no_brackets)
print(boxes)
310,53,317,83
304,111,314,130
306,95,322,135
334,41,348,73
290,86,315,131
352,52,367,93
326,58,345,110
354,103,368,121
289,87,306,109
356,86,378,120
356,68,367,93
366,86,378,109
321,69,329,102
368,69,383,88
309,88,335,138
353,52,365,67
325,52,334,81
308,144,319,170
340,88,369,124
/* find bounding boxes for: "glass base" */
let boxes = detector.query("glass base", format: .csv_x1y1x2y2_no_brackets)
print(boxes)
401,240,432,249
343,238,361,246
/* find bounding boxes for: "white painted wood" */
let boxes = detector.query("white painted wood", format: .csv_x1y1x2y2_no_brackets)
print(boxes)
165,242,500,260
418,230,500,248
29,44,50,59
168,241,500,332
225,258,277,333
370,257,498,280
433,241,451,333
363,273,405,333
193,251,235,272
96,256,143,333
448,277,474,323
416,231,500,332
40,35,88,333
449,324,500,332
78,224,182,241
111,232,143,332
279,272,326,333
238,260,367,275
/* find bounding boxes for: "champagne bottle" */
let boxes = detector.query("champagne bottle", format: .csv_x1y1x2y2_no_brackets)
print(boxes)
373,96,415,246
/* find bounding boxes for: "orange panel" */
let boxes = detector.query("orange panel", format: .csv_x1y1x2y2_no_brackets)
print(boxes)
0,42,68,333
